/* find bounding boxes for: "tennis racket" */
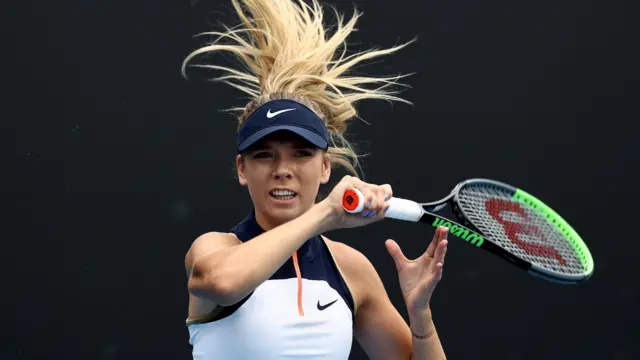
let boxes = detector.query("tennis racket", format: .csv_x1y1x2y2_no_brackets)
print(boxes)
342,178,594,284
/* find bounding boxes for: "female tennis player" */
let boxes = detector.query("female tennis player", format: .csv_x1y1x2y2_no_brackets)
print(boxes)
182,0,448,359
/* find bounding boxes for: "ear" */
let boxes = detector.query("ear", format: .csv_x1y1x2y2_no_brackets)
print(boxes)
320,153,331,184
236,154,248,186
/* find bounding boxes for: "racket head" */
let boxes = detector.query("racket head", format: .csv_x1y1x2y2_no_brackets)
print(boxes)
451,179,594,283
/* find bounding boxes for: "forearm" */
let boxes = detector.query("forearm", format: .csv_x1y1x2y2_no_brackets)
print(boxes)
409,309,446,360
191,202,334,305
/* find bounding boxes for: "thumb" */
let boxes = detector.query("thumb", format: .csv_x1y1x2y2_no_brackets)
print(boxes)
385,239,408,272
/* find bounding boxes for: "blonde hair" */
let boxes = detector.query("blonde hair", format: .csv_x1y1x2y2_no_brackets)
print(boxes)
182,0,413,176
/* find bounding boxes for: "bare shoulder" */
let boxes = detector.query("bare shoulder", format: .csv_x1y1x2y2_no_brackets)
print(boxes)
322,237,375,274
185,232,241,275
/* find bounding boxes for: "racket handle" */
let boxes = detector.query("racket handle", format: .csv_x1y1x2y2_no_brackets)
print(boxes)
342,188,366,213
342,188,423,222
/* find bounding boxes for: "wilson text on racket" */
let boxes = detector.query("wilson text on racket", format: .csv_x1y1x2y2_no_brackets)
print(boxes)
432,218,484,247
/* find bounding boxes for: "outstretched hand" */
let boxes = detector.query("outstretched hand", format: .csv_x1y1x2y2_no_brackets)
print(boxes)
385,226,449,314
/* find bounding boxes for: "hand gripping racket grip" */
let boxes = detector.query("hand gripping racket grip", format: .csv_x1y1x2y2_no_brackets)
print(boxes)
342,188,423,222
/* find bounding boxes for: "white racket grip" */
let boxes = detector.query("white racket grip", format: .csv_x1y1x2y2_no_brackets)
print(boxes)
342,188,423,222
385,197,423,222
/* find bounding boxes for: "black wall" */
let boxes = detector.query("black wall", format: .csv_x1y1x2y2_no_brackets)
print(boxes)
10,0,638,358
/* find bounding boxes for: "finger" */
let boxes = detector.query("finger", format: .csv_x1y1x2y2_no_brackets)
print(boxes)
433,236,448,268
437,226,449,249
373,186,387,216
361,187,376,216
363,185,379,217
340,175,356,190
380,184,393,201
385,239,408,272
425,227,443,258
434,261,444,281
374,200,391,219
349,176,370,193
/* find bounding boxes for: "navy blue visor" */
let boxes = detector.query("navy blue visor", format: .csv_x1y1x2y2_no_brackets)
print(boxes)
236,99,329,153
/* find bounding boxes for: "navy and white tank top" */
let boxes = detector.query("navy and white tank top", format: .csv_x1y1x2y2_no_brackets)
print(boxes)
186,210,356,360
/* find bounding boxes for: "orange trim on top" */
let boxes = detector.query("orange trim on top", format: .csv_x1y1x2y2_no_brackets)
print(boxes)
320,236,358,316
292,251,304,316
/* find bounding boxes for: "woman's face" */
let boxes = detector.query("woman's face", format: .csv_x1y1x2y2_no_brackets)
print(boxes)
236,132,331,227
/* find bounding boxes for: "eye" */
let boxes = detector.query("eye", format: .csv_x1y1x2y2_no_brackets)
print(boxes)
253,151,273,159
295,149,313,157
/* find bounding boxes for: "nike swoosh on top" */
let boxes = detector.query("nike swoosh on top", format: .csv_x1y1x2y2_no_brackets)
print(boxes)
266,108,296,118
317,299,338,311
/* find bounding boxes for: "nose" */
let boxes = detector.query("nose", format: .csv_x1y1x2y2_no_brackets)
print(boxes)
272,157,294,180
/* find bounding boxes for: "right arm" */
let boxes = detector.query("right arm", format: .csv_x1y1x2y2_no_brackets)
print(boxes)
187,202,334,306
186,175,392,307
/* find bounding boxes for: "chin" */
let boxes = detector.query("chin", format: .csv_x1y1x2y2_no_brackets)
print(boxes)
262,199,311,224
268,206,305,224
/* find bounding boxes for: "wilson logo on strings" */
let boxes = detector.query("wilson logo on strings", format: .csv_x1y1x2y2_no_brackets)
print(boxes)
431,218,484,247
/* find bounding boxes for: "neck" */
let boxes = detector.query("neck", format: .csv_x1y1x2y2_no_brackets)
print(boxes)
253,206,312,232
251,205,319,258
254,208,279,231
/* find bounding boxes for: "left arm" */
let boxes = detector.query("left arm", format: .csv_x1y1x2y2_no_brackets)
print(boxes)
404,308,446,360
351,252,446,360
327,237,447,360
325,184,449,359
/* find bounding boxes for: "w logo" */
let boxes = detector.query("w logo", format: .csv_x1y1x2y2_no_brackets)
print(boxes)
345,195,354,206
342,190,360,211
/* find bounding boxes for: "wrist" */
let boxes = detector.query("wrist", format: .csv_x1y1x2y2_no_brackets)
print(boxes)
309,200,338,234
408,307,435,337
408,305,432,320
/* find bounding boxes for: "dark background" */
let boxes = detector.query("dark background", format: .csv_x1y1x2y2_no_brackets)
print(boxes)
10,0,638,358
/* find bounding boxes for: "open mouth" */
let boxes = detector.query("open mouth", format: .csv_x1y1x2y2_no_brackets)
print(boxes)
270,190,297,201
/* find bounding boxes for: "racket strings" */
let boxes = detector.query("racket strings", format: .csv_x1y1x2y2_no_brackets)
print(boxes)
457,185,584,275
